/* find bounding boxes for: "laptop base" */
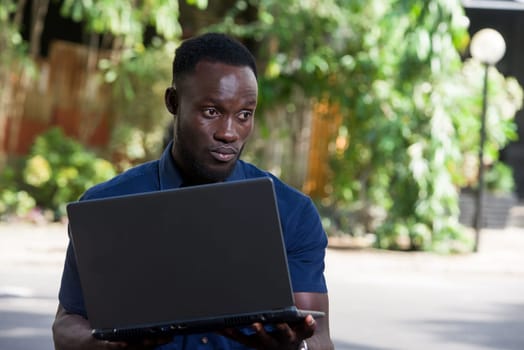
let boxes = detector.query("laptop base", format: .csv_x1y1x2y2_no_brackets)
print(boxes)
92,307,325,342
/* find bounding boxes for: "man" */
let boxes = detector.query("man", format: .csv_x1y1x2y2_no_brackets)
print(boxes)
53,32,333,350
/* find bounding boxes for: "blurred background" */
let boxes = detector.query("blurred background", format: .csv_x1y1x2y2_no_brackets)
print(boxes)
1,0,524,349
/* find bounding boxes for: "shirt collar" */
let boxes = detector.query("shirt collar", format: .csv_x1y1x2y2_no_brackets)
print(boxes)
158,141,183,190
158,141,246,190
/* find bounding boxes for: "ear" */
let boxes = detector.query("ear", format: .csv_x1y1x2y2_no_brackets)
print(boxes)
165,87,178,115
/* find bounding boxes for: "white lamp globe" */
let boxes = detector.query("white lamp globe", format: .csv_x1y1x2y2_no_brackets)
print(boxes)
470,28,506,65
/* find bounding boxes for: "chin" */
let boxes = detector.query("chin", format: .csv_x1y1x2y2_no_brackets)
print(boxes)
208,167,235,182
196,163,236,183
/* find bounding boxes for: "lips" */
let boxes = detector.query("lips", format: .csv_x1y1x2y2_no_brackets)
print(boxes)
210,146,238,162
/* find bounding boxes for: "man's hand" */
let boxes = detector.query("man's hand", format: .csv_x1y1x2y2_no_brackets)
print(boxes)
221,314,316,350
222,292,334,349
112,337,173,350
53,292,334,349
52,304,172,350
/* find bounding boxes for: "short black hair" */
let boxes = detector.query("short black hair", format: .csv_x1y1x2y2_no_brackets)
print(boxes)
172,32,257,86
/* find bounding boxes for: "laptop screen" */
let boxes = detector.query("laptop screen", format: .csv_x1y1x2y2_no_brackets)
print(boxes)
67,178,295,330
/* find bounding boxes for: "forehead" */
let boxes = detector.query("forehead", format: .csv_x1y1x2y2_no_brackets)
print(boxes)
178,61,258,98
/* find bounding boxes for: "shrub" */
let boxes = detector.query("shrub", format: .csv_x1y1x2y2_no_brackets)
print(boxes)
0,189,36,220
0,128,116,219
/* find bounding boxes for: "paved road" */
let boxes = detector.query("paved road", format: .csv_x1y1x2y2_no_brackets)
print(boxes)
0,223,65,350
1,221,524,350
327,231,524,350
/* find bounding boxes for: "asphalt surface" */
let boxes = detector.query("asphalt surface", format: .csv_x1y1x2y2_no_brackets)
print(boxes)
1,205,523,350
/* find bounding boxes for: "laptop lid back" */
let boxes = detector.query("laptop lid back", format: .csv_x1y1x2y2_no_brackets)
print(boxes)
67,177,295,330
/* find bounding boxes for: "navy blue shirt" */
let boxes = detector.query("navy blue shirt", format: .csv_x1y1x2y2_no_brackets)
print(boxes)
59,143,328,350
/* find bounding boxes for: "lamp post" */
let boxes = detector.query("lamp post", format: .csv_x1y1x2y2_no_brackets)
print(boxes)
469,28,506,252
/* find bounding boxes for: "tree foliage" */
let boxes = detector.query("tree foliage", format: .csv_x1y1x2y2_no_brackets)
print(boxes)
56,0,209,168
207,0,522,252
2,0,522,251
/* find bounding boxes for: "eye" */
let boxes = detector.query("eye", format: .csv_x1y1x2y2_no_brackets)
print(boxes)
203,108,220,118
237,111,253,121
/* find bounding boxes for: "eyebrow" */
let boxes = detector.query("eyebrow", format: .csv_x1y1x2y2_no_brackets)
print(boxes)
243,97,258,107
200,96,258,107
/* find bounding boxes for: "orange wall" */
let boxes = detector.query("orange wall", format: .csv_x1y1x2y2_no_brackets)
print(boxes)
2,40,113,156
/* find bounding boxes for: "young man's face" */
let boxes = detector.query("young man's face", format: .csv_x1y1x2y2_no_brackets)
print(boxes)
167,61,258,184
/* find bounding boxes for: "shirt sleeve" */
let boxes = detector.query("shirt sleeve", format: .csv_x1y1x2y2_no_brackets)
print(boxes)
283,196,328,293
58,226,88,318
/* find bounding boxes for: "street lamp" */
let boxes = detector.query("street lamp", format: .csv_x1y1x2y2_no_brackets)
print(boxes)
469,28,506,252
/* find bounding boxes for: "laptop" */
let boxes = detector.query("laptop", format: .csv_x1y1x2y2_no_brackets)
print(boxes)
66,177,325,341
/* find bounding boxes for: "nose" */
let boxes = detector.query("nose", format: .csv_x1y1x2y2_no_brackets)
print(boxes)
214,116,238,143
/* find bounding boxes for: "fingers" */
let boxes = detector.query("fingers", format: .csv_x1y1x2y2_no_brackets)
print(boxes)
101,340,127,349
220,327,249,343
251,323,283,348
221,316,317,349
107,335,173,350
281,315,315,340
221,327,260,349
301,314,317,337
